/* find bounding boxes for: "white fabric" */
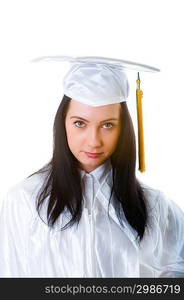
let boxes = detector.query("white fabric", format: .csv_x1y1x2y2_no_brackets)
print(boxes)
32,55,160,72
63,62,129,106
0,160,184,278
32,55,160,107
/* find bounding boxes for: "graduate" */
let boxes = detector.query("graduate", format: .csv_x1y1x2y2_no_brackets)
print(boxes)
0,56,184,277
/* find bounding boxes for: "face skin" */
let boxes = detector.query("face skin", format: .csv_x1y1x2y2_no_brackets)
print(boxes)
65,99,121,173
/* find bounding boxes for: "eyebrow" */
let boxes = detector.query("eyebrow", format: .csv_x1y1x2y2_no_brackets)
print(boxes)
70,116,119,123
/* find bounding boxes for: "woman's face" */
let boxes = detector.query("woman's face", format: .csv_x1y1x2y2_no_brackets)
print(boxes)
65,99,121,173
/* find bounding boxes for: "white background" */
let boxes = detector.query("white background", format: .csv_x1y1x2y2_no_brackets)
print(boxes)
0,0,184,210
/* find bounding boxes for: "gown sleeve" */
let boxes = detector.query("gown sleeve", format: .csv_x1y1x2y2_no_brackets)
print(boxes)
0,187,33,277
158,192,184,277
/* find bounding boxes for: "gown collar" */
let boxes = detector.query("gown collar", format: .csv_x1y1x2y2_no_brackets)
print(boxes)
77,159,138,243
78,159,112,183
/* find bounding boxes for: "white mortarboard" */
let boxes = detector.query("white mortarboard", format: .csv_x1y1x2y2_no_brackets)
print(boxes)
32,56,160,172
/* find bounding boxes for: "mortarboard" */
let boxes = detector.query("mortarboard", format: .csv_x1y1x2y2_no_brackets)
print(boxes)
32,56,160,172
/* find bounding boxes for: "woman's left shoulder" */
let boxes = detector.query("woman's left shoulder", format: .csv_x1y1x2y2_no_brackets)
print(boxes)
140,181,184,222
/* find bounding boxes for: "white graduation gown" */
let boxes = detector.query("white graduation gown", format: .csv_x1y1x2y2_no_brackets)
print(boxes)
0,160,184,277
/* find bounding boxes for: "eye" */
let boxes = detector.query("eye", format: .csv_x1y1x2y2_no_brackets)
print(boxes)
102,122,113,129
73,120,85,128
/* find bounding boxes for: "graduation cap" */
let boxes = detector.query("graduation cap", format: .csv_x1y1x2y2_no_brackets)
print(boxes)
32,56,160,172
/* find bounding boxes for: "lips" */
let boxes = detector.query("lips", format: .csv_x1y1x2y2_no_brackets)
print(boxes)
84,152,102,158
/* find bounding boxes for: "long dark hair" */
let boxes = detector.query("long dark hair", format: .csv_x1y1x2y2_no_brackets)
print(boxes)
29,95,148,242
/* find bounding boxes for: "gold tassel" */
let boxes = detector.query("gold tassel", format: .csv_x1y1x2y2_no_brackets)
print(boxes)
136,72,145,172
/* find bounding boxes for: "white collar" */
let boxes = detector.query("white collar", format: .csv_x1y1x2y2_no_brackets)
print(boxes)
78,159,112,183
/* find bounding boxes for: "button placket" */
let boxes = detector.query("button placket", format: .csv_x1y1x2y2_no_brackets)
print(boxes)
83,174,94,215
83,174,97,275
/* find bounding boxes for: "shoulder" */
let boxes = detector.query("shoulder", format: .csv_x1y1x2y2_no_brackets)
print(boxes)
1,171,49,218
141,181,170,209
140,181,184,231
140,182,165,214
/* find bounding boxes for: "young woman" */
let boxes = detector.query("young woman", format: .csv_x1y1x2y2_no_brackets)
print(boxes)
0,57,184,277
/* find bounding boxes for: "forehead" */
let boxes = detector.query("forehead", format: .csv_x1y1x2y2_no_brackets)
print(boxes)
66,99,121,118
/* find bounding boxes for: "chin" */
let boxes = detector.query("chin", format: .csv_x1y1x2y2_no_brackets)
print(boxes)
80,157,107,171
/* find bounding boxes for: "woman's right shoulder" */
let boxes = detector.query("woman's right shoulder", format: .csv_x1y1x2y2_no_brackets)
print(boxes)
1,170,50,216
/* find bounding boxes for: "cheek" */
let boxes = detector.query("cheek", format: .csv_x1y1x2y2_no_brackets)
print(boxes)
65,125,83,149
106,130,120,151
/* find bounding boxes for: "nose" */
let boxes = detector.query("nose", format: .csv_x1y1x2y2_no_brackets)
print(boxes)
87,127,103,149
